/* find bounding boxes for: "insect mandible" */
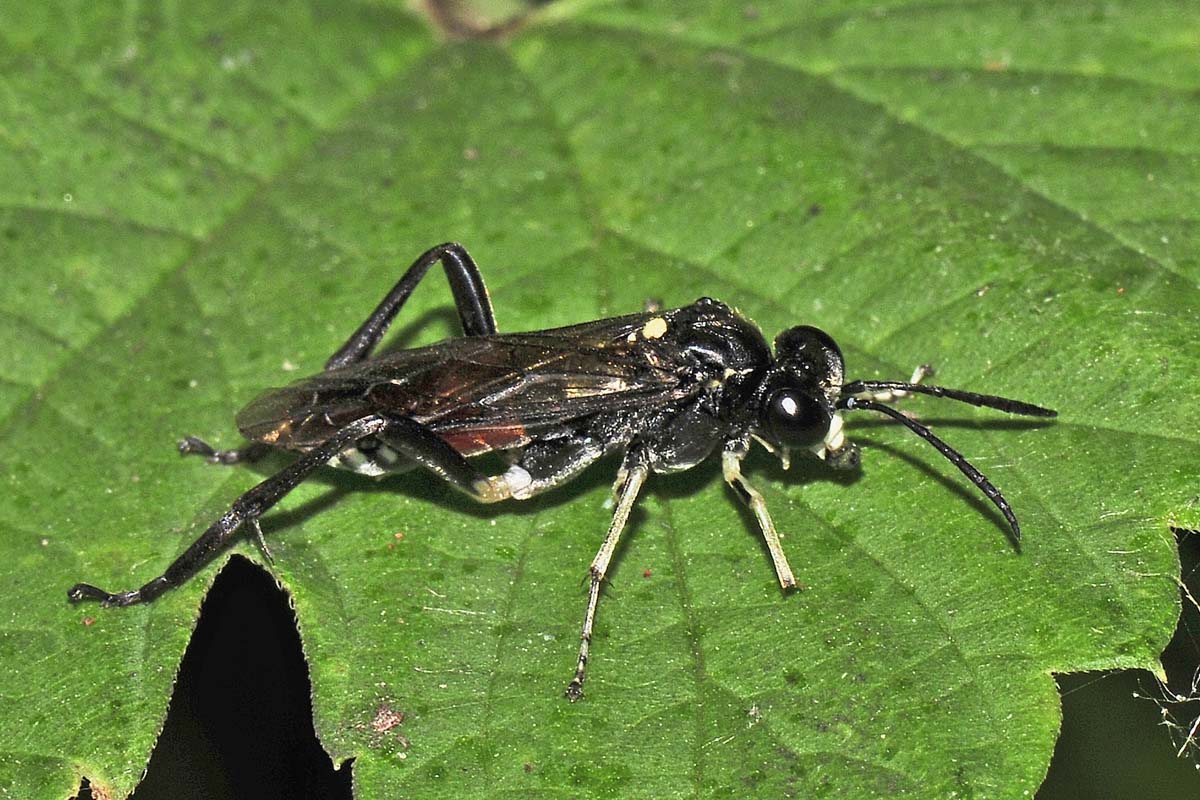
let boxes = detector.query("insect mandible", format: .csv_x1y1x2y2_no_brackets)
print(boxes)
68,242,1057,700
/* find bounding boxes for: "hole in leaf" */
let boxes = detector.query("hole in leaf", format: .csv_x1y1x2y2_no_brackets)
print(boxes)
1039,670,1200,798
126,556,352,798
70,777,108,800
1039,527,1200,797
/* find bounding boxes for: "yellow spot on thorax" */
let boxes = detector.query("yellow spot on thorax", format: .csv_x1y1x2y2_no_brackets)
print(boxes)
641,317,668,339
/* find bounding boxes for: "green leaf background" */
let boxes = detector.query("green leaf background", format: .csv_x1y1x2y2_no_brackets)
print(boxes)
1,1,1197,797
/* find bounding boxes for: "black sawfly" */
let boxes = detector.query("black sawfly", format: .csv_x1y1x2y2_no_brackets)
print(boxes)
69,242,1057,700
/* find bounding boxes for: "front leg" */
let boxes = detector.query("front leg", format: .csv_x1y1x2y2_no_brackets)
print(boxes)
722,439,797,590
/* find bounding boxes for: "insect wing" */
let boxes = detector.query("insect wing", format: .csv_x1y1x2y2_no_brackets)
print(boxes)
234,346,459,449
237,310,691,455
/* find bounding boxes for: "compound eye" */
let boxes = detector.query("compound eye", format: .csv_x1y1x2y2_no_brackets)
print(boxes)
774,326,843,365
763,389,831,449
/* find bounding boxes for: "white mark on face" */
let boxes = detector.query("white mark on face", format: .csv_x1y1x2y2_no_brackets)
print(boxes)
823,413,845,452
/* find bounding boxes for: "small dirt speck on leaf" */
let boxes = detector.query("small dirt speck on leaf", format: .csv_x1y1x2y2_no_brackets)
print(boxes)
372,704,406,734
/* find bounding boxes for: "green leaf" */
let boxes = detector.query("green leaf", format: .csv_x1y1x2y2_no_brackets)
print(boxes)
1,1,1196,797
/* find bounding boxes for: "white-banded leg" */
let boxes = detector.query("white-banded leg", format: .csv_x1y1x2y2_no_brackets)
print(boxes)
178,437,272,465
506,437,605,501
565,449,649,701
722,446,796,590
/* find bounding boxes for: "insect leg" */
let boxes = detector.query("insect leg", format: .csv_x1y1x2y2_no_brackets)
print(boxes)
325,242,496,371
375,419,607,504
721,443,797,590
508,437,606,500
177,436,271,465
68,416,389,607
373,416,538,503
566,447,648,702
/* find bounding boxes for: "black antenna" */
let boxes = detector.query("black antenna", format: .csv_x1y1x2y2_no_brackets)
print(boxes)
838,396,1025,547
840,380,1057,418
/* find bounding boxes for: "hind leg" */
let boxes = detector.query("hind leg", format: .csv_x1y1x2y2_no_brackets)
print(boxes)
325,242,496,370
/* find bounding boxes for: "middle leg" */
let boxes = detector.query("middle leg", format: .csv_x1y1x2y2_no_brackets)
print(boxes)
566,445,649,701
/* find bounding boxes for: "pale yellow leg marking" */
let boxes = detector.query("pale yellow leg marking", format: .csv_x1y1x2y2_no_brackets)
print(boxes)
722,451,796,590
471,471,518,504
869,364,933,403
566,460,648,701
